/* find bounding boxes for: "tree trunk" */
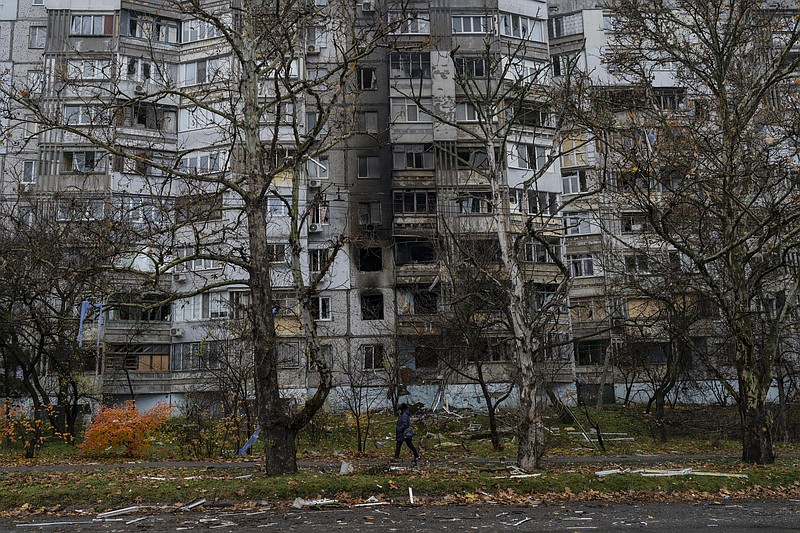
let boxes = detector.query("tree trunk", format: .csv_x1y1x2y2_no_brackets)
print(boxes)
653,389,667,443
487,404,501,451
477,363,503,451
356,418,364,453
595,345,612,411
774,359,789,444
517,376,545,469
740,400,775,464
264,422,298,474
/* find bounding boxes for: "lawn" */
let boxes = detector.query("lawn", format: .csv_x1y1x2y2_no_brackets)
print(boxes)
2,404,800,514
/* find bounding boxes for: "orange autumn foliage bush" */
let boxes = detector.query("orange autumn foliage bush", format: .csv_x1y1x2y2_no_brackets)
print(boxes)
79,400,172,457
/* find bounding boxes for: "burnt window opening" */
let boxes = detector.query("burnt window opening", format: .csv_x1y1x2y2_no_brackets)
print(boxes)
358,247,383,271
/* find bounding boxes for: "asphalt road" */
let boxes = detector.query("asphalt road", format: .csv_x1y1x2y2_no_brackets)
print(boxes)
5,499,800,532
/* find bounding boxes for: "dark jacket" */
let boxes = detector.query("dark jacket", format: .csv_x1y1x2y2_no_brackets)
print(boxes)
396,408,411,441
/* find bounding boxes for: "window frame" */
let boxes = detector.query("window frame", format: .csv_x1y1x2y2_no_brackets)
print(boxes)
277,341,301,368
499,12,545,42
29,26,47,48
358,201,382,225
62,150,106,174
361,293,385,321
357,67,377,90
390,11,430,34
389,52,431,79
56,198,105,221
621,213,651,233
509,143,546,170
454,57,487,77
567,253,596,277
357,155,381,179
309,247,330,273
362,344,384,370
310,295,332,321
182,58,221,86
561,135,589,168
266,243,289,263
393,190,436,214
564,213,595,235
267,195,290,217
562,170,588,195
390,98,432,123
459,191,494,214
22,160,38,184
452,15,493,34
181,17,223,43
69,14,114,36
524,238,560,263
392,144,435,170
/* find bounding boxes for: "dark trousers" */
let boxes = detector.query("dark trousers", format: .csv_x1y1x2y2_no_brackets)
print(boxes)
394,437,419,459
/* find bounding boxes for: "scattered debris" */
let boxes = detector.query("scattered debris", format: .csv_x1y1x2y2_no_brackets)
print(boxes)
125,517,148,525
468,423,482,431
595,468,748,479
499,517,531,527
340,461,354,475
17,521,94,528
595,468,624,477
96,506,142,519
354,501,390,507
292,498,338,509
353,496,389,507
180,498,207,511
209,520,239,528
493,466,543,479
237,426,261,456
408,487,415,505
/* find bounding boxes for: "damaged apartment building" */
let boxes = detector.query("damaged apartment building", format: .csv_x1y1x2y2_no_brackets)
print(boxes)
1,0,778,411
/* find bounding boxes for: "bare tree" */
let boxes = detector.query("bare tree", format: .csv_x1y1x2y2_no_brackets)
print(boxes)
409,238,515,451
391,11,586,467
0,0,408,474
333,348,385,453
585,0,800,463
0,199,134,450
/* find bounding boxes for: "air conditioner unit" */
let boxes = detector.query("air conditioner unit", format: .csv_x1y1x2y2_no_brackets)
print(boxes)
134,84,146,95
307,45,318,54
173,273,186,282
362,1,373,11
308,223,321,232
170,327,184,337
308,179,321,188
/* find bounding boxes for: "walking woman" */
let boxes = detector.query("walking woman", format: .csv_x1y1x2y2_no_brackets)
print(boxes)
393,403,420,465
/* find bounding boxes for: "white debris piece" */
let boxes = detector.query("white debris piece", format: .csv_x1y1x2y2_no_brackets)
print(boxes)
180,498,207,511
292,498,338,509
96,506,142,518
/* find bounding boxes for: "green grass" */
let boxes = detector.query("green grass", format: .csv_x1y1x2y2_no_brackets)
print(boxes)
2,459,799,512
2,403,798,464
3,403,800,512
